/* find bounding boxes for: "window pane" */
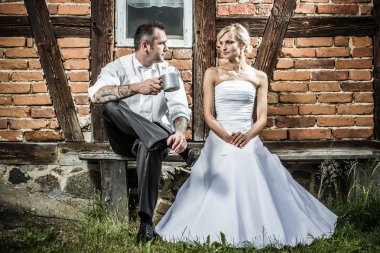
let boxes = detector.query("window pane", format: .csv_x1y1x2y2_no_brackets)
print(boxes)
126,4,184,38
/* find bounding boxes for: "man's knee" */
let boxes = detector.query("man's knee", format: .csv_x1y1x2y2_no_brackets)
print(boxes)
102,101,120,118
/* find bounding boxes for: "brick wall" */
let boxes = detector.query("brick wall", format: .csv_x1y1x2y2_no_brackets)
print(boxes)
0,0,90,142
0,0,375,143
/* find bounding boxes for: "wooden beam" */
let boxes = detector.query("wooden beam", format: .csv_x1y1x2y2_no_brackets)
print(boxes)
24,0,84,142
254,0,296,79
375,0,380,140
192,0,216,141
0,142,57,165
216,16,375,38
0,16,90,38
90,0,114,142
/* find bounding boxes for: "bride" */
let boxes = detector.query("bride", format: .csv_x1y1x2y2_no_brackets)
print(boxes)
156,23,337,248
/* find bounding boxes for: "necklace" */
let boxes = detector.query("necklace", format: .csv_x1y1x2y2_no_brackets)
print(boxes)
228,70,243,80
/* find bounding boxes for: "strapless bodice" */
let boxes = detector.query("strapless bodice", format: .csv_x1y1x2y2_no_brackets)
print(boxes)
215,80,256,133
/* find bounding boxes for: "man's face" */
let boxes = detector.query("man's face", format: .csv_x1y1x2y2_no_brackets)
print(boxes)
147,28,169,63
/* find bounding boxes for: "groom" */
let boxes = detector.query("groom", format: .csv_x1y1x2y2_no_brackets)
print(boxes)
88,22,198,243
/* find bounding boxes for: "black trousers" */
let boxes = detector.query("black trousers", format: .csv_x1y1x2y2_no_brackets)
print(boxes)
102,101,172,219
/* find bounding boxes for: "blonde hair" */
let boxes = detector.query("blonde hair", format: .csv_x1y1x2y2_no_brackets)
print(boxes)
216,23,252,53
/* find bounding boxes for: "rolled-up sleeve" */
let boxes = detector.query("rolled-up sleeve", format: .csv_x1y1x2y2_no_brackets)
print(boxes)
88,61,123,99
165,71,191,124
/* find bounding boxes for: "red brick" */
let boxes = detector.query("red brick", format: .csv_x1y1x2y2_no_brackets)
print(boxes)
61,48,90,59
183,82,192,94
217,5,229,16
0,119,7,129
0,96,12,105
48,119,59,129
317,116,355,127
255,5,272,15
276,116,316,128
229,4,255,15
11,72,44,81
349,70,372,81
289,129,331,140
352,36,372,47
316,47,350,57
0,131,23,141
337,105,373,115
259,129,287,140
268,106,298,115
32,83,48,93
334,36,349,47
299,105,336,115
275,59,294,69
58,4,90,15
266,118,274,127
294,59,334,69
24,131,63,142
180,70,192,82
70,82,88,93
332,128,373,139
336,59,372,69
282,38,294,48
5,48,38,58
78,107,90,116
74,95,89,105
270,82,308,92
352,48,373,58
0,59,28,70
0,108,30,117
167,60,192,70
354,92,373,103
279,93,316,104
273,71,310,81
280,48,315,58
318,93,352,103
13,95,52,105
217,0,236,2
309,82,341,92
31,108,56,118
295,3,316,14
58,38,90,48
340,82,372,92
64,59,89,70
0,72,10,82
67,71,89,81
311,71,348,81
301,0,329,2
173,49,192,59
26,38,34,47
48,4,58,15
10,119,47,129
332,0,371,3
49,0,74,2
318,5,359,15
355,116,374,126
0,4,26,14
0,83,30,93
296,37,333,47
114,48,134,58
0,37,25,47
360,5,372,15
28,60,42,69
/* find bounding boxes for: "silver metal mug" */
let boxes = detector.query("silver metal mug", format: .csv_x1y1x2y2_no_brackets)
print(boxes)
160,72,180,92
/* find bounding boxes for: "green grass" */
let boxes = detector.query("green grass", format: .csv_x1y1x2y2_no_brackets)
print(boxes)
1,160,380,253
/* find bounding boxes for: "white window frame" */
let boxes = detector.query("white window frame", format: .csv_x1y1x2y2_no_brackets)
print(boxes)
115,0,193,48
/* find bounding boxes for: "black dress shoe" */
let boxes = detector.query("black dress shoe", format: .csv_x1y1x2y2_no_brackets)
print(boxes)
136,222,156,244
179,148,200,167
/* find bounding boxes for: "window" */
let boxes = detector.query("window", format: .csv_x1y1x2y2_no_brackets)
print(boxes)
115,0,193,48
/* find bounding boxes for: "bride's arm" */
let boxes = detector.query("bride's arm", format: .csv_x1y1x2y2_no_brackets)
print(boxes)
233,70,268,148
203,68,233,143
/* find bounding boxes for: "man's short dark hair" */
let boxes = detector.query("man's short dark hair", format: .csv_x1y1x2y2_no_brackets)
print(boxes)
134,22,165,51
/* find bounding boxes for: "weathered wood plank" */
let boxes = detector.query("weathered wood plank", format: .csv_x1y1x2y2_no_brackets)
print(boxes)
100,160,128,221
0,16,90,37
90,0,114,142
24,0,84,142
193,0,216,141
374,0,380,140
0,142,57,165
216,16,374,37
254,0,297,78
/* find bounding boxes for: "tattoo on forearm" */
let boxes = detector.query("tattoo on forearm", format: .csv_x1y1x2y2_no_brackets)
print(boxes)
93,85,135,104
174,117,188,134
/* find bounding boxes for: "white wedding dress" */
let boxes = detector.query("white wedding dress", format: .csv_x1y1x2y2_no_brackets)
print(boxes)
156,80,337,248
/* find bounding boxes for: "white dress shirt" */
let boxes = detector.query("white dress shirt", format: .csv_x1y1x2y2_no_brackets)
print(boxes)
88,54,191,128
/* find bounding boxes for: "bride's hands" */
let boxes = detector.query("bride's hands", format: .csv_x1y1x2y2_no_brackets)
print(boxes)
231,131,252,148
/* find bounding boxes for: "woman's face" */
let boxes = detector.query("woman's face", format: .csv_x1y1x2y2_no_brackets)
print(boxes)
218,31,243,59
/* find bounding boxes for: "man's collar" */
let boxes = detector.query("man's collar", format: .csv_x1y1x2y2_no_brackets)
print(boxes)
132,54,157,71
